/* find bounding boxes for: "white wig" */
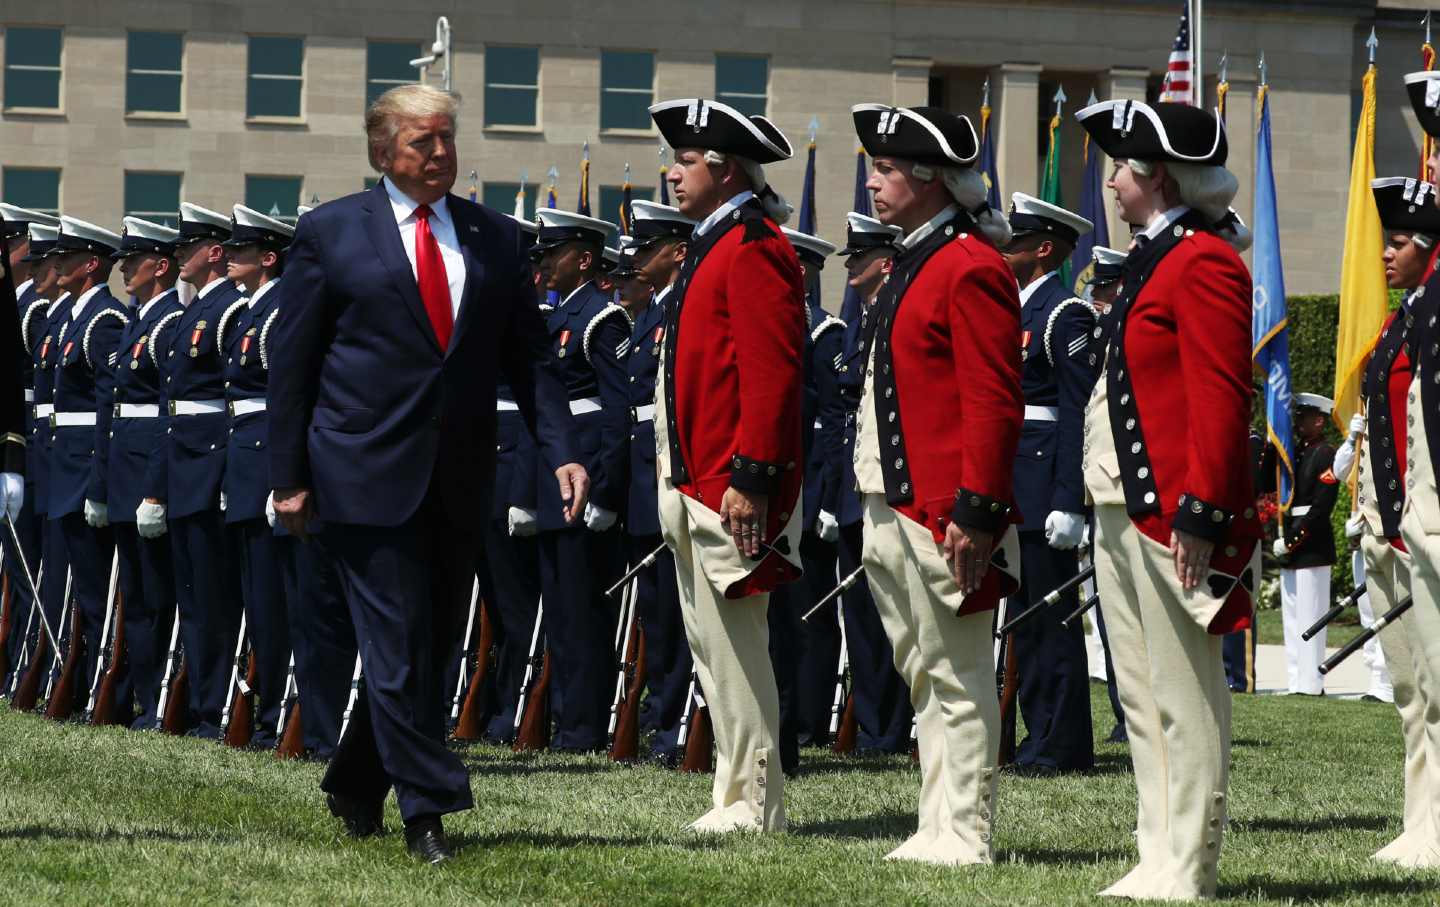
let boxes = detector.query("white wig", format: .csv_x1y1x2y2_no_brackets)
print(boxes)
703,150,793,225
910,163,1012,247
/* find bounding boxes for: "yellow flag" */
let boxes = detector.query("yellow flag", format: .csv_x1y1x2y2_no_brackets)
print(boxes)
1333,64,1389,429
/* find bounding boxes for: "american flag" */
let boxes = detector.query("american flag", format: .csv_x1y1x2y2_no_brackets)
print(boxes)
1159,1,1194,105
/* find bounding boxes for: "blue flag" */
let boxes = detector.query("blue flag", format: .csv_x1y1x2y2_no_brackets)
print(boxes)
1069,135,1111,293
1252,85,1294,509
799,136,820,308
839,147,870,328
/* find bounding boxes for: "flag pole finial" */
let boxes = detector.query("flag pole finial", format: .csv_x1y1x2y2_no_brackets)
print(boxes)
1218,51,1229,84
547,165,559,185
1086,88,1098,106
1053,84,1067,115
982,76,990,109
1368,27,1379,64
809,116,820,144
1258,52,1267,88
624,162,631,183
520,168,528,188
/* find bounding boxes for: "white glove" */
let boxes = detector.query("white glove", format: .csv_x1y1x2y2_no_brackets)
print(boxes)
815,509,840,542
0,472,22,522
265,492,277,528
219,491,227,512
136,501,168,539
1348,413,1366,437
1333,438,1357,483
1345,512,1365,540
507,506,538,537
84,499,109,528
583,502,618,532
1081,521,1092,549
1272,537,1288,558
1044,510,1085,550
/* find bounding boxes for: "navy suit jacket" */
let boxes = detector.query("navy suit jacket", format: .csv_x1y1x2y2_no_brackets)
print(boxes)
269,181,577,528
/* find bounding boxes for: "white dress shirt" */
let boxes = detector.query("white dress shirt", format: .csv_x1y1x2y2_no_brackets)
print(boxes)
1018,271,1060,311
694,190,756,239
246,279,278,309
901,204,960,249
15,278,32,300
137,287,177,322
1140,205,1192,243
383,176,466,320
69,284,103,321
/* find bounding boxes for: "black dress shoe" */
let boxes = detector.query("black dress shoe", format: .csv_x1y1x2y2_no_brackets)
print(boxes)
327,792,384,838
404,816,453,865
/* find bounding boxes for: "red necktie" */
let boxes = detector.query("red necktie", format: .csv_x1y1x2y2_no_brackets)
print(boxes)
413,204,453,350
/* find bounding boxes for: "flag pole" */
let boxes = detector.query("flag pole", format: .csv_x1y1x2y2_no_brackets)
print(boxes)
1193,0,1203,104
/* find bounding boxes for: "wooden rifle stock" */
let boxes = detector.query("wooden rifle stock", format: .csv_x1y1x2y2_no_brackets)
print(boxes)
679,698,713,773
513,650,552,752
0,571,12,683
608,622,646,762
832,692,858,755
90,590,127,726
453,598,495,742
10,632,48,712
224,650,259,748
997,628,1019,766
276,701,305,759
44,606,84,721
161,660,191,735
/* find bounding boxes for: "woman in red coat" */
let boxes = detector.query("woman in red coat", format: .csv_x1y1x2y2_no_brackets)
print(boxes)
1076,99,1259,900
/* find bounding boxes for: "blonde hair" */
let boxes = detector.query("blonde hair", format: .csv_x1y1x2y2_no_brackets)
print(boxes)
365,84,462,172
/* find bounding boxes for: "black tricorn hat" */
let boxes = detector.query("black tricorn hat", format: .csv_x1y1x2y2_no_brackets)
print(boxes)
851,105,978,167
1076,99,1227,167
649,98,793,165
1406,71,1440,139
1372,177,1440,235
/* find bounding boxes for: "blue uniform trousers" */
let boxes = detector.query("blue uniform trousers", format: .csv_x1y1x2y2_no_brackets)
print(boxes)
1092,599,1128,741
1222,627,1256,693
57,514,115,713
838,521,912,753
113,522,173,729
477,519,541,743
319,501,474,822
628,533,690,760
233,519,291,747
169,510,243,738
279,533,355,759
537,526,621,752
1013,532,1094,771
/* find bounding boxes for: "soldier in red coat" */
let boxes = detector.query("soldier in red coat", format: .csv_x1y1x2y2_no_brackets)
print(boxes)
648,97,805,832
1076,99,1259,900
849,103,1023,866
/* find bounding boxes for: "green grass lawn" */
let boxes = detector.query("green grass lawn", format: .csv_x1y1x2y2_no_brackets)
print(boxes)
1253,606,1368,650
0,686,1435,905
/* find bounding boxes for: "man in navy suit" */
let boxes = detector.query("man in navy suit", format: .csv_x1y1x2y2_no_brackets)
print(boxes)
1000,193,1101,775
269,84,586,864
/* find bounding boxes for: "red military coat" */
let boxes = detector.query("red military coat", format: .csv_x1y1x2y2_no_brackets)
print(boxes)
1107,212,1259,633
660,198,806,596
860,212,1024,614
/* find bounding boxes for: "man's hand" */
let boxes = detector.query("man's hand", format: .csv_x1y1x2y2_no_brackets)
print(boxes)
508,506,539,537
274,487,314,541
136,499,167,539
0,472,22,522
1348,413,1366,438
943,523,993,595
815,509,840,543
1271,537,1289,560
1171,528,1214,591
1044,511,1085,550
720,487,768,558
583,502,618,532
555,464,590,524
84,499,109,529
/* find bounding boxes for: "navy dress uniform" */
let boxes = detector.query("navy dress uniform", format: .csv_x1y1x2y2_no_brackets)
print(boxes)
149,201,246,738
1005,192,1099,774
619,202,696,762
769,227,845,762
528,208,631,752
100,218,183,728
833,212,913,755
220,205,295,747
1,207,58,685
50,216,128,708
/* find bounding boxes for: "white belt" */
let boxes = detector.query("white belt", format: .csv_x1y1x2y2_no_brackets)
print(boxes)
116,403,160,418
34,404,54,419
1290,505,1312,517
228,398,267,417
1024,405,1060,422
569,396,602,415
496,399,520,412
23,388,34,403
633,403,656,423
52,411,97,427
168,398,226,416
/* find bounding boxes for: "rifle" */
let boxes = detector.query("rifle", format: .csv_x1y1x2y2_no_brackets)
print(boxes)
1302,584,1368,642
513,600,550,752
608,578,646,762
830,600,857,754
275,652,305,759
84,551,122,723
1320,596,1412,675
5,557,42,702
802,566,864,622
677,673,713,773
1059,593,1102,630
994,565,1098,638
0,570,11,683
995,597,1019,766
90,586,127,726
605,543,666,598
154,605,184,732
221,614,258,748
160,659,191,735
450,578,493,741
339,654,363,740
44,598,83,721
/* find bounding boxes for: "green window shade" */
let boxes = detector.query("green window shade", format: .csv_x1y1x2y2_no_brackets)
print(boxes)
4,27,62,110
600,50,653,130
247,35,303,118
126,31,183,113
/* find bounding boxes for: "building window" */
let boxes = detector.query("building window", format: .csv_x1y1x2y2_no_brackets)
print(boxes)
2,168,60,214
600,50,654,131
482,182,538,221
247,35,303,119
484,45,539,128
245,175,302,223
126,31,183,114
4,26,62,110
715,55,767,117
598,186,655,231
366,41,418,107
124,172,182,224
